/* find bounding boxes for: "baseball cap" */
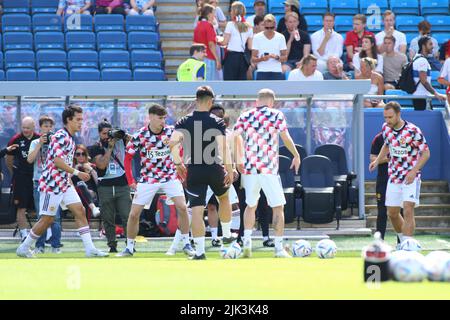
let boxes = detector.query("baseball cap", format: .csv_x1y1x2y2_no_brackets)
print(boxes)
254,0,266,5
283,0,299,9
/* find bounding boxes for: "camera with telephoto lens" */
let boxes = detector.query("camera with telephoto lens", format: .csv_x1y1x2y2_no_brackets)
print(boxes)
108,128,126,140
44,132,54,144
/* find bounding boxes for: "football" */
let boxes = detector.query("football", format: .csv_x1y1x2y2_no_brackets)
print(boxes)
424,251,450,282
291,240,312,257
315,239,337,259
220,242,242,259
399,238,422,252
390,251,427,282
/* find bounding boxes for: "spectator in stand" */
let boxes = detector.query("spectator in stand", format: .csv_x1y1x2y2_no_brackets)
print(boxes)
382,36,407,90
438,57,450,103
412,36,447,110
282,12,311,74
247,15,264,80
287,54,323,80
353,35,383,75
311,12,344,73
128,0,155,16
220,1,253,80
375,11,406,54
194,4,222,80
177,44,207,81
356,57,385,108
409,21,441,71
57,0,92,15
251,14,287,80
95,0,126,15
246,0,266,27
344,14,374,70
277,0,307,34
195,0,226,33
323,56,349,80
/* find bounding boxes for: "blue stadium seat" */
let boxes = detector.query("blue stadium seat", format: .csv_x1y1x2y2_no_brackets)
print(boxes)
304,15,323,32
300,0,328,15
3,0,30,14
405,32,417,44
102,68,132,81
0,52,4,69
2,14,32,32
99,50,130,69
38,68,69,81
131,50,162,69
329,0,359,15
70,68,101,81
128,32,159,50
94,14,124,32
35,32,65,50
334,15,354,33
396,15,424,32
126,15,157,32
241,0,255,14
66,32,96,50
431,70,442,88
68,50,98,69
36,50,66,69
133,68,165,81
268,0,285,14
5,50,35,69
97,31,127,50
33,14,62,32
3,32,33,51
426,15,450,32
385,89,413,108
0,70,5,81
6,69,37,81
359,0,388,14
420,0,449,16
390,0,420,15
434,33,450,46
64,14,93,32
31,0,59,14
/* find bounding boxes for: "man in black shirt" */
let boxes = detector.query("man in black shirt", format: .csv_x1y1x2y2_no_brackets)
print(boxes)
6,117,40,241
282,12,311,74
170,86,234,260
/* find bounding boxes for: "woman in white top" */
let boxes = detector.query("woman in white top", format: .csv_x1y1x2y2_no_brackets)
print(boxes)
353,35,383,75
287,54,324,81
438,57,450,103
356,57,385,108
220,2,253,80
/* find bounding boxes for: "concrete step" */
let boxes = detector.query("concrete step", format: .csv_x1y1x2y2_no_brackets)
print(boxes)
365,193,450,205
365,181,449,193
161,39,193,50
164,57,187,67
368,227,450,234
159,21,195,31
366,216,450,228
365,204,450,216
157,3,197,14
159,29,193,38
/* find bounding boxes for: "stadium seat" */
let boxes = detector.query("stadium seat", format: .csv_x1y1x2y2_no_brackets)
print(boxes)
64,14,93,32
280,144,308,169
0,52,3,69
66,32,96,50
434,33,450,46
420,0,449,16
2,14,32,32
35,32,65,50
36,50,66,69
405,32,417,44
68,50,98,69
426,16,450,32
94,14,124,32
385,89,413,108
390,0,420,15
304,15,323,32
278,155,297,224
131,50,162,69
38,68,69,80
268,0,285,14
97,31,127,50
315,144,357,214
6,69,37,81
334,15,354,33
3,32,33,51
102,68,132,81
99,50,130,69
5,50,35,69
431,70,442,88
3,0,30,14
133,68,165,81
128,32,159,50
0,70,5,81
32,14,62,32
241,0,255,14
396,15,424,32
31,0,59,14
329,0,359,15
299,155,342,227
70,68,101,81
359,0,388,14
300,0,328,15
125,15,157,32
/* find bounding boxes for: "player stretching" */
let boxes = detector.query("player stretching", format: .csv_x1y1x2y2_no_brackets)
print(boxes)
17,105,108,258
117,104,194,257
369,102,430,245
233,89,300,258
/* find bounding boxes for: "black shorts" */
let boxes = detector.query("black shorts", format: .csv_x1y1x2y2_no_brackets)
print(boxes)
12,173,34,210
186,164,229,208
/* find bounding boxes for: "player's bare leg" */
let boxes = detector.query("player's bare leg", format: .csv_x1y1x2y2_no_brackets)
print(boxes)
388,206,405,245
207,204,220,246
191,205,206,259
401,202,416,237
118,204,144,256
217,191,233,243
172,196,195,256
242,205,257,258
272,205,291,258
16,207,29,240
16,216,54,257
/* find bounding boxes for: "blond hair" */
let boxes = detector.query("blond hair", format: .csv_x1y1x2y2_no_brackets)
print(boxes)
231,2,250,33
263,14,276,24
257,88,276,102
361,57,377,70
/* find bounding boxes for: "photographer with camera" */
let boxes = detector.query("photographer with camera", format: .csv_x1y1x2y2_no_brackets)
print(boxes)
89,119,131,253
27,115,62,253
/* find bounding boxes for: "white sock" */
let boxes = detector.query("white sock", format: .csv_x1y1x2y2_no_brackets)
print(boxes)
19,229,28,239
397,233,404,242
126,238,135,252
21,230,39,250
274,236,283,251
243,229,252,246
263,236,270,241
169,229,182,250
46,227,52,241
181,233,190,246
193,237,205,256
231,209,240,230
221,222,231,239
210,227,218,240
78,226,95,252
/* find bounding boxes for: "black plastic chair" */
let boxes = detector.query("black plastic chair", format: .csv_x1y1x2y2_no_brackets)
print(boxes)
278,155,297,224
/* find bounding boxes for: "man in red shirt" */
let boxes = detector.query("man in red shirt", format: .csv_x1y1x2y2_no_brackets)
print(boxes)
344,14,374,70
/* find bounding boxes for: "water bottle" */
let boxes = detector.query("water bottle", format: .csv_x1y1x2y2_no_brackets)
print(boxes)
362,232,392,282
